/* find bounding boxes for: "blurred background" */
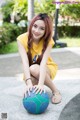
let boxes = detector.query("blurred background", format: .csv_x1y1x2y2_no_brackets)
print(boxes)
0,0,80,54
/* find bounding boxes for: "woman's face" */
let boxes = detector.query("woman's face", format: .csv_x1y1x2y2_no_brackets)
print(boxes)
32,20,45,42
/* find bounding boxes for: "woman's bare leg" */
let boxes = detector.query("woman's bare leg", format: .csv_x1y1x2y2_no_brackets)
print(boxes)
31,75,38,85
30,64,62,103
43,73,62,103
30,64,58,92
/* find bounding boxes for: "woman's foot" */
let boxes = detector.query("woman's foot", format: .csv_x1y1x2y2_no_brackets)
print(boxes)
51,90,62,104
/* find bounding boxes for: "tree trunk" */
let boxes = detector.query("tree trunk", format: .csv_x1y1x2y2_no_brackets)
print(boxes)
28,0,34,25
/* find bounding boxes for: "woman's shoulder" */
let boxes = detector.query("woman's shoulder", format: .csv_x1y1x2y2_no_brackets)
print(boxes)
17,32,28,51
17,32,28,40
48,37,55,46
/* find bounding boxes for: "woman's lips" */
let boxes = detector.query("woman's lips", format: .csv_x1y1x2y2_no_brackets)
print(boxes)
33,32,40,36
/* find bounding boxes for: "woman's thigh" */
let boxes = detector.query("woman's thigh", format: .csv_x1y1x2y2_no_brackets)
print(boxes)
31,75,38,85
30,64,51,78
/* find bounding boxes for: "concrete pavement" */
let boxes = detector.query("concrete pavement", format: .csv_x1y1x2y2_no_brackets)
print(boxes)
0,47,80,120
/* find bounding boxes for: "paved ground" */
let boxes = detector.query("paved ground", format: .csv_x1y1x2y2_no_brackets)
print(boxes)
0,47,80,120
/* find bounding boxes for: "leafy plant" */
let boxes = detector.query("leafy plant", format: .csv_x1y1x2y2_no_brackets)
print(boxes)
0,0,14,22
34,0,55,20
0,23,24,47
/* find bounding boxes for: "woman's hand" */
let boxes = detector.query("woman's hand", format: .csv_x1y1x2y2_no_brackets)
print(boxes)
33,84,45,94
24,84,33,97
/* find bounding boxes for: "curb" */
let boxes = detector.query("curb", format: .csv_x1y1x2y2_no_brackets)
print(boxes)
0,47,80,59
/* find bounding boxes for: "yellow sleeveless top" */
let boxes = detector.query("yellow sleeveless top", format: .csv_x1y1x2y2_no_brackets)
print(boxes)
17,32,58,80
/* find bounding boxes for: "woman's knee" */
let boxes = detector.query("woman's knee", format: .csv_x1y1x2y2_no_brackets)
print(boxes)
31,76,38,85
30,64,40,76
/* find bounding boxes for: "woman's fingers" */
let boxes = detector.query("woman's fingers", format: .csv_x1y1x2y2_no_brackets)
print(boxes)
27,88,30,96
25,86,33,96
36,88,41,94
43,89,46,93
29,87,32,92
39,89,46,94
24,85,45,97
33,85,45,94
33,85,38,92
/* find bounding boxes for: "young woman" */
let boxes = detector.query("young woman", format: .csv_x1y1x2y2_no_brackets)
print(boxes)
17,13,62,104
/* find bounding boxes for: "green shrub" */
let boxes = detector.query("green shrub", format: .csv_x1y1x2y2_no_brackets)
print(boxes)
1,0,14,23
0,22,27,47
58,26,80,37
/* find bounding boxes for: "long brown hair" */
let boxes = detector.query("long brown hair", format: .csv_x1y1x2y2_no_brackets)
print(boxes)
27,13,53,66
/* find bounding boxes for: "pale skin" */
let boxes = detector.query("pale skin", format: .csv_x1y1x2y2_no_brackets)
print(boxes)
17,20,62,104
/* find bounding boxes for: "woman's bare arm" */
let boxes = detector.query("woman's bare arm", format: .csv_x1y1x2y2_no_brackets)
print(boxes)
17,40,32,86
39,44,52,85
34,44,52,94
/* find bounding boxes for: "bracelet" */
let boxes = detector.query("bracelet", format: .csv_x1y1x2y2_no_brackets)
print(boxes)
25,78,31,82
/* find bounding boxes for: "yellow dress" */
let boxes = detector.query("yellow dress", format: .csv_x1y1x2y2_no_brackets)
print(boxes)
17,32,58,80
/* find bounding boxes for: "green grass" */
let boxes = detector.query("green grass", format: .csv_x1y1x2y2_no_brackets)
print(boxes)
60,37,80,47
0,37,80,54
0,41,18,54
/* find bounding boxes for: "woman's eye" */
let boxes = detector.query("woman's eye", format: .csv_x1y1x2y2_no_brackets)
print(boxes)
33,24,37,28
40,27,45,30
33,24,45,31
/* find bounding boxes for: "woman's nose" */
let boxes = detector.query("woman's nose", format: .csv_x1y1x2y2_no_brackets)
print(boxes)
35,28,39,33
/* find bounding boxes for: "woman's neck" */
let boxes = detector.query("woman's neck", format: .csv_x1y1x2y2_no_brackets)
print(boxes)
33,39,40,44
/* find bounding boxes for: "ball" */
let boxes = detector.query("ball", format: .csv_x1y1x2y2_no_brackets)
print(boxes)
23,89,49,114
